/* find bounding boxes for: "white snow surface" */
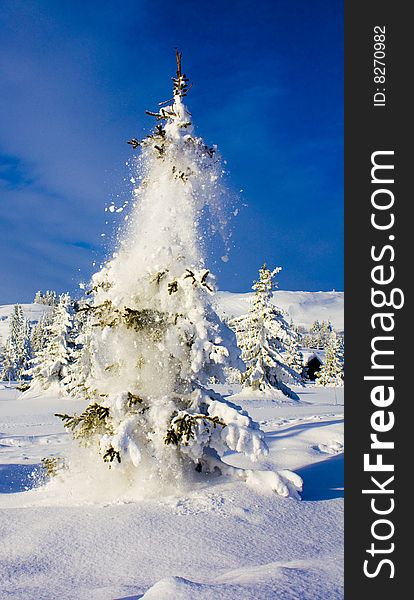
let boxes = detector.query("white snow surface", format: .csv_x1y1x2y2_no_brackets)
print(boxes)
0,384,343,599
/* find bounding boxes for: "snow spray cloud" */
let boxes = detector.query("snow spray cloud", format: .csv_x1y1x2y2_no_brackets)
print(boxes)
115,65,238,276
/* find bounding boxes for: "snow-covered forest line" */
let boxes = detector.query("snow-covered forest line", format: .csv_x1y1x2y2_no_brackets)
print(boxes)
0,286,344,393
0,289,344,350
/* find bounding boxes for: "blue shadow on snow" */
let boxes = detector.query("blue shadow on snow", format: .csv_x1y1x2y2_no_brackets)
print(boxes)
0,463,42,493
266,418,344,441
297,453,344,501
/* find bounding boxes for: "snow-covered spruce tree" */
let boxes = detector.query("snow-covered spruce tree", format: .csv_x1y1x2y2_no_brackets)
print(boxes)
1,305,32,382
223,366,242,385
229,265,302,399
319,321,334,348
34,290,58,306
61,300,94,400
31,311,54,354
283,335,304,379
26,293,75,393
303,320,319,349
315,331,344,387
15,317,33,390
57,53,302,498
34,291,44,304
304,320,333,349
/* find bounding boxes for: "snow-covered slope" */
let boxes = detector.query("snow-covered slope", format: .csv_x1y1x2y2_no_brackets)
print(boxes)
215,291,344,331
0,303,53,348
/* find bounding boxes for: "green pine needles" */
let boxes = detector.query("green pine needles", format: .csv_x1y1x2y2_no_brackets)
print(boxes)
165,412,226,446
56,403,111,439
102,446,121,464
41,456,65,478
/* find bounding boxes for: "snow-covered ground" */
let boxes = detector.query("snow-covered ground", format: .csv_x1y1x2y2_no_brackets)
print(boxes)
0,384,343,599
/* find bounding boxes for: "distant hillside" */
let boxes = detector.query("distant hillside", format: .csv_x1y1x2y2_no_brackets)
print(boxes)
214,290,344,331
0,290,344,349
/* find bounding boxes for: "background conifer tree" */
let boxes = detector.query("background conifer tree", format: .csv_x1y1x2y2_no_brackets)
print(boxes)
31,312,54,354
304,320,333,349
229,264,301,399
34,290,58,306
315,331,344,387
1,305,32,382
26,293,75,392
61,300,94,399
283,335,304,378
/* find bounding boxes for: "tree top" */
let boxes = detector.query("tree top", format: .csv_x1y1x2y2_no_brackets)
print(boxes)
172,49,192,98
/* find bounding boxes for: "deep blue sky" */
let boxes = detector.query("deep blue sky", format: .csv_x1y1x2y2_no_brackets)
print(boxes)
0,0,343,304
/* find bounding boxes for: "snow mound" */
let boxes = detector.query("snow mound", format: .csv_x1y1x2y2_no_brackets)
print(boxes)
245,469,303,499
141,576,212,599
140,556,344,600
315,440,344,455
231,386,301,404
